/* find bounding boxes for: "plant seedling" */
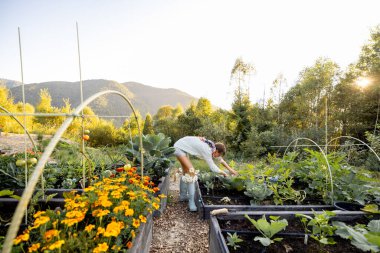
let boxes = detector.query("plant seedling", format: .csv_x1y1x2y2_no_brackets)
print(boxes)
226,232,243,250
244,214,288,247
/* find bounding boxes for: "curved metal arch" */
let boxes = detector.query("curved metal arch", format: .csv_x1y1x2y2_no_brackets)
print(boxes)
327,135,380,164
2,90,144,253
0,105,37,150
283,137,334,205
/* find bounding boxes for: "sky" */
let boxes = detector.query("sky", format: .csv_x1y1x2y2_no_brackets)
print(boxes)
1,0,379,110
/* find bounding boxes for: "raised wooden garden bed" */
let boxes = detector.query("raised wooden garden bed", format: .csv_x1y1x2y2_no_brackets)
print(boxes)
209,211,372,253
195,182,335,219
128,213,153,253
153,170,171,217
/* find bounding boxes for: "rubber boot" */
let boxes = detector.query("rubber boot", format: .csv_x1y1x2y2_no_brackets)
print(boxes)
179,176,188,201
187,182,197,212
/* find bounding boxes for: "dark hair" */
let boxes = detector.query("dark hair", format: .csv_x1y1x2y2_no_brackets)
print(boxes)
215,142,226,156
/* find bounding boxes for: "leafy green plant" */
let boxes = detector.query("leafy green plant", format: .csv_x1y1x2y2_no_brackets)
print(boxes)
295,210,336,245
125,133,175,181
244,214,288,247
333,219,380,252
244,181,273,205
268,176,306,205
226,232,243,250
362,204,380,214
219,176,246,191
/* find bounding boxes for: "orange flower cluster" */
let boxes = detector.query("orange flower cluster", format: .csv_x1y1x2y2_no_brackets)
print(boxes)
12,163,166,252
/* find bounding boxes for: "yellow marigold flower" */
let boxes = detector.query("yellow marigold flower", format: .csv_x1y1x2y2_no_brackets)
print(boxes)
126,241,133,249
158,194,166,199
127,191,136,197
139,215,147,223
92,209,110,217
31,216,50,229
132,218,140,228
84,186,95,192
48,240,65,250
121,200,130,206
152,202,160,210
28,243,40,252
85,224,95,232
93,242,109,253
111,190,122,199
44,229,60,241
113,205,125,213
96,227,105,236
131,230,136,238
104,221,123,237
13,232,29,245
124,208,134,217
33,211,46,218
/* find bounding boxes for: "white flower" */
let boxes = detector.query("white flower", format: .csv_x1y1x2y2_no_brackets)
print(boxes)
182,173,198,183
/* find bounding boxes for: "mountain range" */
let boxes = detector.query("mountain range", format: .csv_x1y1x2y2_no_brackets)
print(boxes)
2,79,197,125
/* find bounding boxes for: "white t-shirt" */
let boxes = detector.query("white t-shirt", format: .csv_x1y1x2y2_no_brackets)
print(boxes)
174,136,223,173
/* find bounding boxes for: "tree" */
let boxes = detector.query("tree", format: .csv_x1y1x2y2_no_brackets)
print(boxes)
143,113,154,135
195,97,212,118
230,57,255,153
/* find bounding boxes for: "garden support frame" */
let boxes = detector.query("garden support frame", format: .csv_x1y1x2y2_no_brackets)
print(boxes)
2,90,144,253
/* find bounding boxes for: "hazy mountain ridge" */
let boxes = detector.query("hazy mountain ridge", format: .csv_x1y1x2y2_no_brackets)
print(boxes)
6,79,197,125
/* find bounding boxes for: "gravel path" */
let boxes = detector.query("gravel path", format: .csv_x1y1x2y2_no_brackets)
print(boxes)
150,176,209,253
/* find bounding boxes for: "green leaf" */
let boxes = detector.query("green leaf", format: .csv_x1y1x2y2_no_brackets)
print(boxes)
257,217,271,235
0,189,14,197
269,219,288,236
254,236,272,247
368,220,380,233
365,233,380,247
362,204,380,214
334,221,379,252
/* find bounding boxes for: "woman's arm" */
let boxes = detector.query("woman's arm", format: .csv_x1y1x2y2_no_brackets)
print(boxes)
220,159,238,176
204,156,228,177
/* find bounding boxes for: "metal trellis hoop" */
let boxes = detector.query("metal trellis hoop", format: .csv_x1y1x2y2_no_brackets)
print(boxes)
2,90,144,253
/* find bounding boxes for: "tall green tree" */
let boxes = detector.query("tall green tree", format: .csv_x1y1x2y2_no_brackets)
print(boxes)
230,57,255,153
143,113,154,135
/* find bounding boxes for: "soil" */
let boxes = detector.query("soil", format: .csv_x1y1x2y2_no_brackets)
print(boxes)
150,176,209,253
199,181,326,206
219,217,370,253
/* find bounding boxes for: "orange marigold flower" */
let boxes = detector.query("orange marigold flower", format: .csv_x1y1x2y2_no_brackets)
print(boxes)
152,202,160,210
84,186,95,192
125,208,134,216
44,229,60,241
139,215,147,223
28,243,40,252
92,209,110,217
93,242,109,253
33,211,46,218
153,187,160,193
96,227,105,236
13,232,29,245
31,216,50,229
127,241,133,249
104,221,124,237
113,205,125,213
132,218,140,228
85,224,95,232
48,240,65,250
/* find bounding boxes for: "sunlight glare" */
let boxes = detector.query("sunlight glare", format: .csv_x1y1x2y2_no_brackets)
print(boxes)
356,77,371,88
